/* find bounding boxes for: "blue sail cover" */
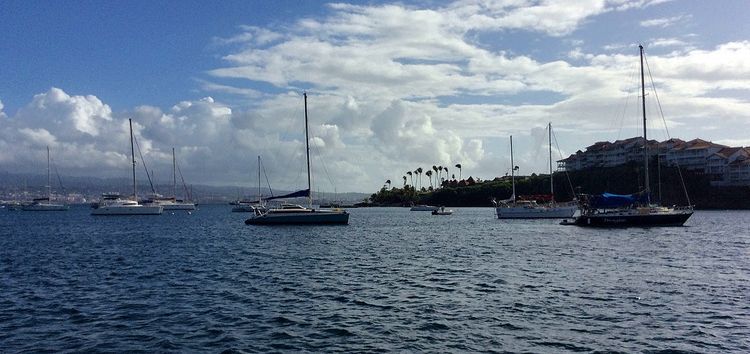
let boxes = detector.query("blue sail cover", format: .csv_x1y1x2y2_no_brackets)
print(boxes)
263,189,310,201
589,192,649,209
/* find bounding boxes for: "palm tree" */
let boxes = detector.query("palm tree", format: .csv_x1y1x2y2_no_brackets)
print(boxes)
438,166,443,184
443,167,449,185
416,167,423,190
407,171,413,186
425,170,433,188
402,175,407,186
385,179,391,189
455,163,462,180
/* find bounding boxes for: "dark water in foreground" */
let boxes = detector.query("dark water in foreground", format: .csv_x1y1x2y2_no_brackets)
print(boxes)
1,206,748,352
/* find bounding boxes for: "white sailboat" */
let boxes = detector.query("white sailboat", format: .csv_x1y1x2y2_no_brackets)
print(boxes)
245,93,349,225
91,119,163,215
494,128,577,219
22,146,69,211
145,148,196,211
232,156,267,213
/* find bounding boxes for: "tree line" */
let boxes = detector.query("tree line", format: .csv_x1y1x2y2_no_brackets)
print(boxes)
368,161,750,209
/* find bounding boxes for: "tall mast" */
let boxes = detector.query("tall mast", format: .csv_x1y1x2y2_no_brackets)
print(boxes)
640,44,650,202
172,147,177,199
303,92,312,207
549,123,555,204
257,155,261,200
130,119,137,201
510,135,516,203
47,145,51,201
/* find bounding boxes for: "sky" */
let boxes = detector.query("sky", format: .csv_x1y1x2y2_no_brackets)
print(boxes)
1,0,749,193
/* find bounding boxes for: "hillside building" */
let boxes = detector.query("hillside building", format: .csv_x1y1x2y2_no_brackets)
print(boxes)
558,137,750,186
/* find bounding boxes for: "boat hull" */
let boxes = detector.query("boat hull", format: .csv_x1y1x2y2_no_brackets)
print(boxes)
21,203,69,211
245,211,349,225
91,205,164,215
432,210,453,215
572,211,693,227
496,205,577,219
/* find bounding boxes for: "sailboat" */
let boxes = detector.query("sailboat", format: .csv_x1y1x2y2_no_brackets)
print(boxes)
568,45,693,227
144,148,196,210
245,93,349,225
22,146,69,211
91,119,164,215
493,129,577,219
232,156,268,213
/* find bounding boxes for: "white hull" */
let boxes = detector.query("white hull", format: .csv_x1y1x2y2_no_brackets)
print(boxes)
496,205,577,219
92,205,163,215
22,203,69,211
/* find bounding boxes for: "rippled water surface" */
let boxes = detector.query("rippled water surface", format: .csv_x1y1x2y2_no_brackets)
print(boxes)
1,206,749,352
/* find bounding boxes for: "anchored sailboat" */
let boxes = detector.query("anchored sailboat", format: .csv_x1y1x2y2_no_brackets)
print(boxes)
245,93,349,225
22,146,69,211
144,148,196,210
232,156,268,213
494,127,577,219
91,119,163,215
568,45,693,227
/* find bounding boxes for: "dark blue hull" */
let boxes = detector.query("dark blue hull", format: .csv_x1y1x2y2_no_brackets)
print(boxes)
245,211,349,225
572,211,692,227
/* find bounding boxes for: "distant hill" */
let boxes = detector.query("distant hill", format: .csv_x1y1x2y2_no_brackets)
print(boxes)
0,171,369,204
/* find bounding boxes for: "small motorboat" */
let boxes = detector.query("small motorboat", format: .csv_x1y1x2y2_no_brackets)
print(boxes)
431,207,453,215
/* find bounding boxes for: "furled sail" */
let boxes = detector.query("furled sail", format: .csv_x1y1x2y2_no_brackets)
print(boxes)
263,189,310,201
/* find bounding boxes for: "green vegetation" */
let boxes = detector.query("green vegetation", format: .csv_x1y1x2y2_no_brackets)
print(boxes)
369,161,750,209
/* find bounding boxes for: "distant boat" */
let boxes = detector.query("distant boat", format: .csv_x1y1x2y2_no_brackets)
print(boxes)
231,201,260,212
22,146,69,211
431,206,453,215
245,93,349,225
410,205,439,211
142,148,196,211
6,202,24,211
232,156,267,213
91,119,163,216
567,45,693,227
493,131,577,219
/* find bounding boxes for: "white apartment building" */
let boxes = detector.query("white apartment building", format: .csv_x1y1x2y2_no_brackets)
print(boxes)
558,137,750,186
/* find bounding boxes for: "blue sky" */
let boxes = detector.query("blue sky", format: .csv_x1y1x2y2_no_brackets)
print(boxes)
1,0,749,193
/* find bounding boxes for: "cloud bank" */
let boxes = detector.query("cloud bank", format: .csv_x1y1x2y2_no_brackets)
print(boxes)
2,1,750,193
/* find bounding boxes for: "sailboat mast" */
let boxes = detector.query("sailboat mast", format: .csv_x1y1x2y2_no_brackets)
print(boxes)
303,92,312,207
257,155,261,200
172,147,177,199
47,145,51,201
130,119,137,200
640,44,650,201
510,135,516,203
548,123,554,204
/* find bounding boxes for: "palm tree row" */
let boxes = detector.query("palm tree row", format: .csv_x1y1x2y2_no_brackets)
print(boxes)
397,163,464,191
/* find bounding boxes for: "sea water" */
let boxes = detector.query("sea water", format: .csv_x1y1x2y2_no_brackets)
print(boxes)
1,206,748,352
